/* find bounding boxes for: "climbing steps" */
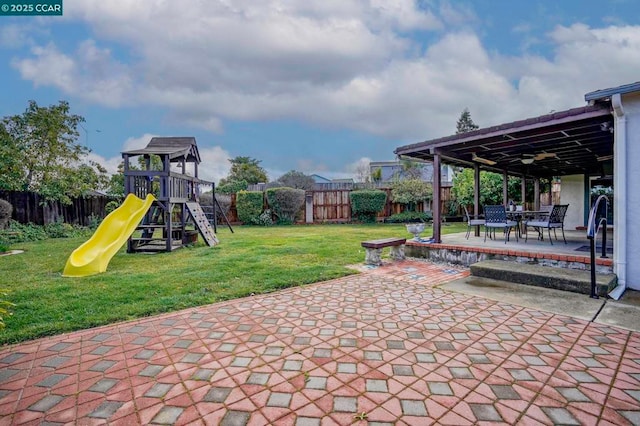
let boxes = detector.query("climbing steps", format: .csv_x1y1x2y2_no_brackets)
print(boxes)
186,202,219,246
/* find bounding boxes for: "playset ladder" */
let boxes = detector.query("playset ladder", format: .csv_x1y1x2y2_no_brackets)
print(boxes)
186,202,219,246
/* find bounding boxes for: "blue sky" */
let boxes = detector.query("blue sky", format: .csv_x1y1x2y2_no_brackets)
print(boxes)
1,0,639,183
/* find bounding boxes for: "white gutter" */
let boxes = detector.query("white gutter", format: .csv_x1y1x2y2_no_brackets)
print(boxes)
609,93,626,300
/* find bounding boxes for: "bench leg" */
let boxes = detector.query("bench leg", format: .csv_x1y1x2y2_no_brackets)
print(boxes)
364,248,382,266
390,244,405,261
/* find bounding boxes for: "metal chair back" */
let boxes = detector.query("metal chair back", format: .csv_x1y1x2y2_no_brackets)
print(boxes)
483,205,507,224
549,204,569,224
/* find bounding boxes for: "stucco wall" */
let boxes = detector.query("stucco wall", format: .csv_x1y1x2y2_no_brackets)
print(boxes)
622,92,640,290
559,175,585,230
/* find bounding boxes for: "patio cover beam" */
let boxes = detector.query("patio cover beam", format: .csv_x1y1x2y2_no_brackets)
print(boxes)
395,105,612,179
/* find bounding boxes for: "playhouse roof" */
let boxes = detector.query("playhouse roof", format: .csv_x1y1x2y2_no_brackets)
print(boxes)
122,137,201,163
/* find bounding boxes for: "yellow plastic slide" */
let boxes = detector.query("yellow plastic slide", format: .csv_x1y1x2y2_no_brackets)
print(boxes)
63,194,156,277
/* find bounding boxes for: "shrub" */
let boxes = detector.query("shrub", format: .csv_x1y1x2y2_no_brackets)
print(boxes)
236,191,264,224
105,200,120,215
218,179,248,195
255,209,274,226
265,187,305,224
391,179,432,211
0,220,92,244
386,211,433,223
44,221,79,238
1,221,47,243
350,190,387,223
0,243,9,253
0,199,12,230
88,214,102,230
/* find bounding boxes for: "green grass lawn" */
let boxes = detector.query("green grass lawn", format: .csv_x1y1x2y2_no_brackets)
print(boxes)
0,223,466,345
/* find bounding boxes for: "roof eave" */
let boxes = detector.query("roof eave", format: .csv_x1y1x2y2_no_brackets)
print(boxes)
585,81,640,102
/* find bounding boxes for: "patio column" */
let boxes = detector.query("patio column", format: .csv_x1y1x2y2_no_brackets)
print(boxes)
521,178,526,208
432,153,442,243
534,179,540,210
503,170,509,206
474,164,480,236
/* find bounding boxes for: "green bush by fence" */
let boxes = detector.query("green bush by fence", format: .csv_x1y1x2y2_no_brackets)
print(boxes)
350,190,387,223
236,191,264,224
265,187,305,224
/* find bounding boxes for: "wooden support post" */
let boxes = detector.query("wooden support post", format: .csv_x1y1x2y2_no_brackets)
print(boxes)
166,203,173,252
432,153,442,243
503,169,509,207
534,178,540,210
521,177,526,208
474,164,480,237
123,154,130,195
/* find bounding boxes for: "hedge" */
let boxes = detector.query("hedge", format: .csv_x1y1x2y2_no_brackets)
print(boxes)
265,187,305,224
236,191,264,224
350,190,387,223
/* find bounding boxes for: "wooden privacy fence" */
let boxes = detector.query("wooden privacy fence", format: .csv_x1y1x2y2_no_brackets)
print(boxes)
216,187,453,224
1,186,453,226
0,191,113,226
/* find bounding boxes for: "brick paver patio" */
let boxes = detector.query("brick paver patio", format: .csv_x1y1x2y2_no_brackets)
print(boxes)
0,260,639,425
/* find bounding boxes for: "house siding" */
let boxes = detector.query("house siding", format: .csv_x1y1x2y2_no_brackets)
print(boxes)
622,91,640,290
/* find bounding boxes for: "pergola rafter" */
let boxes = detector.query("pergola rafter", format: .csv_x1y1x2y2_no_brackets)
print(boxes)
395,104,614,242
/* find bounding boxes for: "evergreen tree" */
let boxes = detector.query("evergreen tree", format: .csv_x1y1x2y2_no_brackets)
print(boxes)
455,108,479,134
219,156,268,186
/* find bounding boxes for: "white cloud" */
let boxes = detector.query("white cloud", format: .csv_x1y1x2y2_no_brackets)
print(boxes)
12,40,132,107
122,133,156,152
198,146,232,183
0,23,42,48
11,1,640,149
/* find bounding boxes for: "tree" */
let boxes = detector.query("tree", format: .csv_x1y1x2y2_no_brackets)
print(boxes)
275,170,315,190
105,155,165,199
371,167,382,183
455,108,479,134
353,160,371,184
400,160,424,179
106,162,126,198
452,169,525,207
391,179,432,211
0,100,108,203
219,156,268,187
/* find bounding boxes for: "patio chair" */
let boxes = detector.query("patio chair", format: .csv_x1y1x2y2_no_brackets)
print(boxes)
524,204,569,245
463,205,485,239
483,205,519,243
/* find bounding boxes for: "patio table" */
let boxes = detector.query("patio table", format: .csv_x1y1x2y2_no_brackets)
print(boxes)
506,210,549,237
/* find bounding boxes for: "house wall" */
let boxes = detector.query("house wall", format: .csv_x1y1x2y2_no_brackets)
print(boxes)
622,92,640,290
559,175,585,230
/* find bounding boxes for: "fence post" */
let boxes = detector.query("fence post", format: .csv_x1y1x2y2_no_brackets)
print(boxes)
305,192,314,223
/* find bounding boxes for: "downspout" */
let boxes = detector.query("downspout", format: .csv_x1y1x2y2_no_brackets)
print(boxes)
609,93,626,299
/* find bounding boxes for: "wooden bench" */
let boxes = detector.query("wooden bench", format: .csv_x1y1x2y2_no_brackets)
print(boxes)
361,237,406,265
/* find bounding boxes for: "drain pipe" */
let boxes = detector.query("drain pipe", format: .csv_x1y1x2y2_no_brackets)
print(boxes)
609,94,626,300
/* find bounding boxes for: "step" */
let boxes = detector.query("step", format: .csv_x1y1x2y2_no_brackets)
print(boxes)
469,259,617,297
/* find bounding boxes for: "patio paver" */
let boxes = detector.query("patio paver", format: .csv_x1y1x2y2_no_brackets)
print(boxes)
0,260,639,424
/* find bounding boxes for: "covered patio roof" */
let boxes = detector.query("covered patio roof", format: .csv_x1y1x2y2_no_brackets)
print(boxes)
395,104,613,179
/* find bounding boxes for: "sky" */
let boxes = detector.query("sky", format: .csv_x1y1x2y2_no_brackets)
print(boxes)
1,0,639,184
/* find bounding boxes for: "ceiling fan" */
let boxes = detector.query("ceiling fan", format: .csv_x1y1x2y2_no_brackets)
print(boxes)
518,152,557,164
472,153,497,166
